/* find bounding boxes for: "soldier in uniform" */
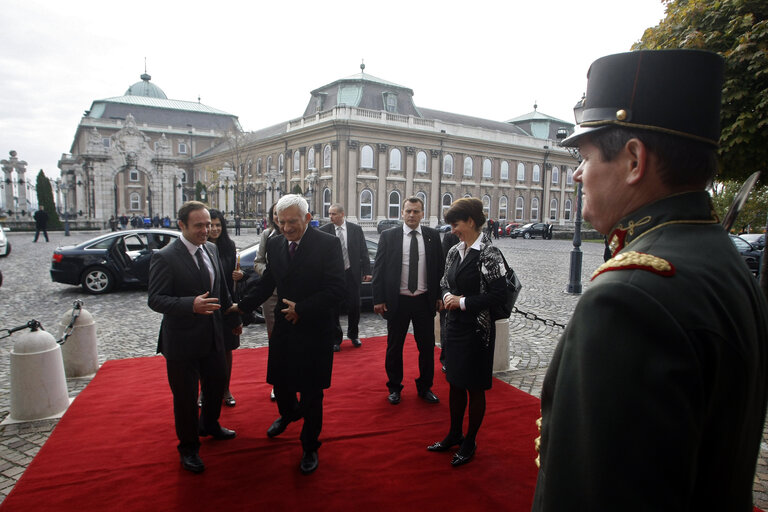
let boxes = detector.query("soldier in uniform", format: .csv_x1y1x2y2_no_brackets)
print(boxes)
532,50,768,510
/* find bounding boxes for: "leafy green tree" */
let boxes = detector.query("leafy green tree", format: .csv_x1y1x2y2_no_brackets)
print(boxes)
195,181,206,202
711,180,768,233
35,170,62,229
633,0,768,182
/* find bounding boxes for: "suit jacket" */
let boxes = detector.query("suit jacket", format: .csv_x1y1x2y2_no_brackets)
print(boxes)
239,226,346,389
147,238,234,361
372,224,444,318
319,221,371,280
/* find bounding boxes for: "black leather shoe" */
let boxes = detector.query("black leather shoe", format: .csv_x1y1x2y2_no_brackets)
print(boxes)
441,364,447,373
419,390,440,403
427,434,465,452
351,338,362,347
300,451,319,474
270,388,276,401
451,441,476,467
387,391,401,404
333,344,341,352
223,395,236,407
199,426,236,440
267,416,293,437
180,453,205,473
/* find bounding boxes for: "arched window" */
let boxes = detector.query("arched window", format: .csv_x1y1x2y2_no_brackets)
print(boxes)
130,192,141,211
416,191,427,213
388,190,401,219
278,154,284,174
361,145,374,169
266,156,272,175
256,158,262,175
443,154,453,175
293,150,300,173
442,193,453,221
482,158,492,179
566,167,574,185
515,196,524,220
416,151,427,173
360,189,373,220
323,188,331,218
531,197,539,220
323,144,331,168
463,156,473,177
549,198,558,220
246,160,252,178
389,148,402,171
533,165,541,182
500,161,509,180
517,162,525,181
552,166,559,185
482,195,491,218
499,196,508,220
564,199,572,221
307,147,316,169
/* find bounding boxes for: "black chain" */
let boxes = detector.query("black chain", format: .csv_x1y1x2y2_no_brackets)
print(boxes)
0,320,43,340
0,300,83,344
511,306,567,329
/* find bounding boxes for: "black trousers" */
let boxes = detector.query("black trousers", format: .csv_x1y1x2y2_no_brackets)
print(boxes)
385,293,435,394
165,347,226,456
274,385,324,452
33,228,48,242
332,269,361,342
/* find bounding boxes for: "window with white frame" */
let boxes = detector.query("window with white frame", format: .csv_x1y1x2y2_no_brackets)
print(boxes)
417,151,427,173
390,148,401,171
564,199,572,220
416,191,427,213
102,137,110,148
533,165,541,182
323,188,331,218
307,147,315,169
361,145,374,169
360,189,373,220
257,158,262,175
464,156,473,177
482,158,492,179
517,162,525,181
323,144,331,168
482,195,491,218
129,192,141,210
566,168,574,185
442,193,453,221
515,196,524,220
388,191,401,218
293,151,300,173
129,169,139,182
549,198,558,220
443,154,453,175
247,160,253,177
552,166,559,185
501,161,509,180
178,142,187,154
531,197,539,220
499,196,508,220
266,156,272,174
278,154,284,174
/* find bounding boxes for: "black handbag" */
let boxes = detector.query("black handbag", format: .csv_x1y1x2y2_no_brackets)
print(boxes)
490,253,522,321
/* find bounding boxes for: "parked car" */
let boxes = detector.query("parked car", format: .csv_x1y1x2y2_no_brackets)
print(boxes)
730,234,762,275
436,224,452,233
50,229,179,294
739,233,765,250
377,219,403,233
0,226,10,257
504,223,522,237
510,222,552,239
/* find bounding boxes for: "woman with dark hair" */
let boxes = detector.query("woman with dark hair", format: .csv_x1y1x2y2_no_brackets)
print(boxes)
254,203,280,401
203,209,244,407
427,197,507,466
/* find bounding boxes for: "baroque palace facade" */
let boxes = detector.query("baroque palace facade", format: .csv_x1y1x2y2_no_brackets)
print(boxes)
60,66,577,229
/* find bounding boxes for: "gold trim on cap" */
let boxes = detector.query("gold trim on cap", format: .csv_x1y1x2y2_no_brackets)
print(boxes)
616,109,627,121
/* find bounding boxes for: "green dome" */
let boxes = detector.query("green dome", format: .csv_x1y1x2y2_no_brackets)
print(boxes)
124,73,167,99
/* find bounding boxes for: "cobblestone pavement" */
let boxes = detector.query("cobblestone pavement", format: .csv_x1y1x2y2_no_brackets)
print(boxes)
0,228,766,507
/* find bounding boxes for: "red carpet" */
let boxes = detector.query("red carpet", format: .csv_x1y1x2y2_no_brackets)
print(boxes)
0,336,541,511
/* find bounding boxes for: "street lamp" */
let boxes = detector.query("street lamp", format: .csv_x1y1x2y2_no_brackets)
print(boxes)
557,126,584,294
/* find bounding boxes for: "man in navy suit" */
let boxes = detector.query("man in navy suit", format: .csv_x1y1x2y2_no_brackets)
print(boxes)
320,203,372,351
148,201,240,474
372,197,444,405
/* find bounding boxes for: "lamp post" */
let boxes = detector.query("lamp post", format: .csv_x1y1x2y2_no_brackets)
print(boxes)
266,167,281,209
557,127,584,294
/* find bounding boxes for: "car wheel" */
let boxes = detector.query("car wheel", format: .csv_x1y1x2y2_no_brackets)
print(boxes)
0,242,9,257
81,267,114,294
524,232,531,239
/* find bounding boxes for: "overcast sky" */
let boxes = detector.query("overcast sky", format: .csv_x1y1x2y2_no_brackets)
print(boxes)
0,0,666,181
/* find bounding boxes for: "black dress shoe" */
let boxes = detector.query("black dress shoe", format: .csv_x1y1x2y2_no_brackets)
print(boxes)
199,426,237,440
441,364,447,373
387,391,401,404
351,338,362,347
427,434,465,452
270,388,276,401
267,416,293,437
180,453,205,473
418,390,440,403
332,344,341,352
451,441,476,467
300,451,319,474
223,395,236,407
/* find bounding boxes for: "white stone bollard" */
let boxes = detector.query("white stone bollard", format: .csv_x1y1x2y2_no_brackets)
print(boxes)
493,318,510,372
10,326,70,421
58,306,98,378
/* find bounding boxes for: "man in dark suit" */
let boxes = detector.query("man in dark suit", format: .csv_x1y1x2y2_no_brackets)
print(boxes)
148,201,239,474
234,194,345,474
372,196,444,405
320,203,372,351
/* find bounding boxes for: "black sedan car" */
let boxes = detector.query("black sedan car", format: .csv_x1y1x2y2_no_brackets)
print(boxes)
50,229,179,294
377,219,402,233
510,222,552,239
730,234,762,275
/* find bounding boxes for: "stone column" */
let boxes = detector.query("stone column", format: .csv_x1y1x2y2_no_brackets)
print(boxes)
15,158,27,215
1,159,13,214
75,170,87,216
376,144,387,222
430,150,441,226
218,179,226,211
226,179,235,215
346,141,358,223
